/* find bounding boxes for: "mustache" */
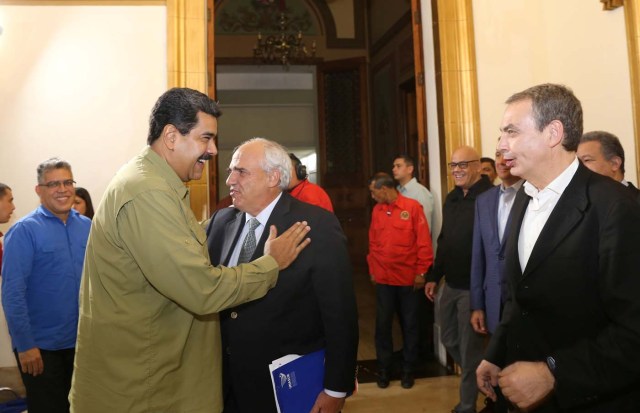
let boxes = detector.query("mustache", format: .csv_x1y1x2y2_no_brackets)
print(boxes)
198,153,213,162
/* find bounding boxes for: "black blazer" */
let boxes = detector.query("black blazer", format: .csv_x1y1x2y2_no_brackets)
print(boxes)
206,193,359,413
486,163,640,412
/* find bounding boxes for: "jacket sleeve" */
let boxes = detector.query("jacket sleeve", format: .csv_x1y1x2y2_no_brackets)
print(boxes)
1,223,37,351
117,189,279,316
413,203,433,274
310,212,358,393
469,201,486,310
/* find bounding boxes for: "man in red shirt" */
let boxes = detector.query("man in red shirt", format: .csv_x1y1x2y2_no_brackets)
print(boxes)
367,172,433,389
288,153,334,212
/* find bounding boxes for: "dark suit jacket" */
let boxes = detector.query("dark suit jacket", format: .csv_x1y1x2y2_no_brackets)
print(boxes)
470,185,514,334
486,163,640,412
206,193,359,413
625,181,640,204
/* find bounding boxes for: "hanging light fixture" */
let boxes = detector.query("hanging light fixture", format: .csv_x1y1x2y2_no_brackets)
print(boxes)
253,13,316,67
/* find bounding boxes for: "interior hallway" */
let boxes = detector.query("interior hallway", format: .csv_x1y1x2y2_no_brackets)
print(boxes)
351,265,485,412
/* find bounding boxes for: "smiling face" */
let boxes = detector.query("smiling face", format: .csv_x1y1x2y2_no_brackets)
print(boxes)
170,111,218,182
0,189,15,224
226,141,281,216
36,168,75,222
450,147,482,190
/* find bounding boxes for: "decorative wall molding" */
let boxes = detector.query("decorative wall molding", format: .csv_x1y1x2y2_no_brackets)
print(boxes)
601,0,623,10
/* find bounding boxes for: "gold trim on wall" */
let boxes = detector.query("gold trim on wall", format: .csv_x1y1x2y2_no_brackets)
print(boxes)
0,1,164,4
601,0,624,10
435,0,481,191
166,0,210,220
622,0,640,183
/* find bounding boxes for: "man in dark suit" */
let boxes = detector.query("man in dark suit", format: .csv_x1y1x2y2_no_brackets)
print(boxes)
577,130,640,202
470,150,522,336
206,138,358,413
477,84,640,412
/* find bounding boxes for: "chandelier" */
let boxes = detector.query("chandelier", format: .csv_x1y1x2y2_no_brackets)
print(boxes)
253,13,316,67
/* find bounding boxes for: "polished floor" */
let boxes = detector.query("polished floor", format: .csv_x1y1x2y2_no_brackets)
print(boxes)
351,268,484,412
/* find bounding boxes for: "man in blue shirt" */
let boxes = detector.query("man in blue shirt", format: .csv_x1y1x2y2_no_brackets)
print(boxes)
2,158,91,413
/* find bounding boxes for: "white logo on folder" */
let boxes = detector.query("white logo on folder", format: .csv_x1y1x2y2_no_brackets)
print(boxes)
279,371,298,389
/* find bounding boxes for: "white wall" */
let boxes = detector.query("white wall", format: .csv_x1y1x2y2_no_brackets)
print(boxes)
473,0,635,184
0,5,166,367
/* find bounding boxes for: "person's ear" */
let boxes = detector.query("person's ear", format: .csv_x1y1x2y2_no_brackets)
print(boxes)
546,120,564,148
162,124,179,151
610,156,622,172
268,169,281,188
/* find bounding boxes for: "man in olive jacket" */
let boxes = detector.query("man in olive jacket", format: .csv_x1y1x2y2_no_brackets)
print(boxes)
69,88,309,413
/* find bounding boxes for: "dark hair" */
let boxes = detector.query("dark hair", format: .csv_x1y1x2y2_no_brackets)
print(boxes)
581,131,626,173
289,153,302,168
480,157,496,171
37,157,72,184
369,172,395,189
393,154,417,178
147,88,222,145
506,83,583,151
0,183,11,198
75,187,95,220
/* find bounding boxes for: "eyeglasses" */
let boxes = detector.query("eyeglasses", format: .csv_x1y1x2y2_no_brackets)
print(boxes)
39,179,76,189
448,160,479,170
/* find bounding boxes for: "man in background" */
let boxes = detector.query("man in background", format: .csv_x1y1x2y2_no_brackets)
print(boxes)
470,150,523,336
481,157,498,184
288,152,334,212
2,158,91,413
392,154,435,237
207,138,358,413
577,130,640,201
368,172,433,390
477,83,640,412
70,88,310,413
0,183,15,272
425,146,493,413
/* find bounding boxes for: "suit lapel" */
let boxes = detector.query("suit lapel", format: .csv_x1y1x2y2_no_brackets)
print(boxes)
251,193,292,262
505,187,529,278
522,165,589,278
488,187,501,248
222,210,245,265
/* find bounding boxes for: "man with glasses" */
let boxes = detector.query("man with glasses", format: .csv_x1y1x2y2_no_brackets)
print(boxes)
2,158,91,413
425,146,493,413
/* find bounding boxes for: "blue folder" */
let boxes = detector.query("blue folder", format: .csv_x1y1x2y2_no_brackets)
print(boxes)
270,348,325,413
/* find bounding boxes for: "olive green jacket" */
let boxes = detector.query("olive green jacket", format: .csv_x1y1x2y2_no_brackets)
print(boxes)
70,147,278,413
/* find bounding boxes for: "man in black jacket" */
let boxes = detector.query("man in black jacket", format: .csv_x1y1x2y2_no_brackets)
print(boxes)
477,84,640,412
426,145,493,413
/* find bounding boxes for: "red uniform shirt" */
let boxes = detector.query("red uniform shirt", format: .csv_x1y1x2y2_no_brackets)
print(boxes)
367,194,433,286
289,179,334,212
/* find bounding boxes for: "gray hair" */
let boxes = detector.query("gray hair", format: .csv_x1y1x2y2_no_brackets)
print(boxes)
239,138,292,190
37,157,72,184
506,83,583,152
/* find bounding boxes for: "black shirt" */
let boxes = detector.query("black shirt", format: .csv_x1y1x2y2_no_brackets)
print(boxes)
427,176,493,289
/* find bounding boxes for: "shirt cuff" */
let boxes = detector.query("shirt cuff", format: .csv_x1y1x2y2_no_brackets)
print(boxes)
323,389,347,398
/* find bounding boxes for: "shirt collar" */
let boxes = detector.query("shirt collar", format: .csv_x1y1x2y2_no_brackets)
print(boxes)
143,146,189,200
245,192,283,227
524,157,579,199
501,179,524,193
